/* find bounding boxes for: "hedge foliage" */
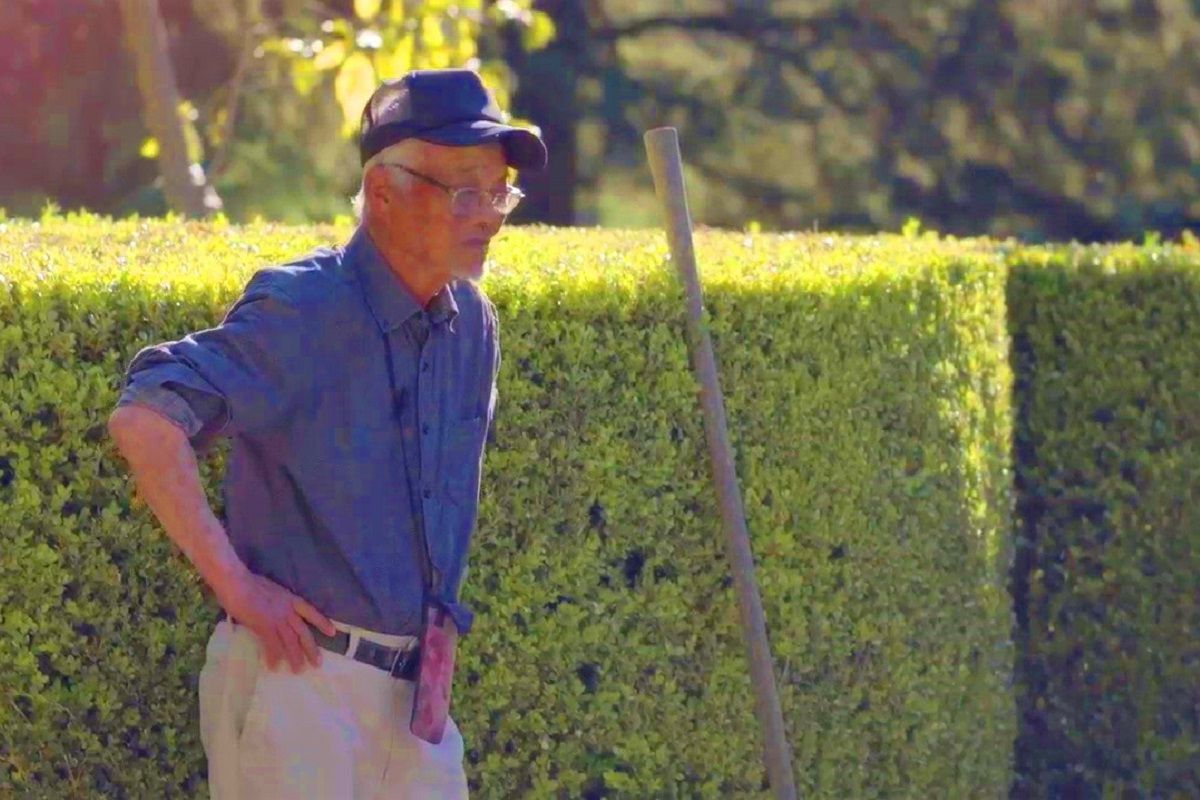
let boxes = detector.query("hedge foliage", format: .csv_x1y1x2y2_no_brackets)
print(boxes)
1008,244,1200,798
3,214,1021,798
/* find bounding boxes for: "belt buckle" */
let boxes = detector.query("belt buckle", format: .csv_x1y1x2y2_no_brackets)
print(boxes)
387,645,405,677
389,645,415,678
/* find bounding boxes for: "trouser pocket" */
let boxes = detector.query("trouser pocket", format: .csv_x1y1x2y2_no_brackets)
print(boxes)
198,620,264,800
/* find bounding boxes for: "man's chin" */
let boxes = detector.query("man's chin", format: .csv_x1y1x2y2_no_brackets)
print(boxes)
449,258,487,282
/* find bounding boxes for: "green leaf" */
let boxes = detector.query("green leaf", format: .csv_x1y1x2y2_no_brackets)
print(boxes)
176,101,204,164
290,58,321,97
522,10,556,51
334,52,377,135
374,34,413,80
454,18,477,63
313,40,347,71
420,14,446,50
354,0,382,20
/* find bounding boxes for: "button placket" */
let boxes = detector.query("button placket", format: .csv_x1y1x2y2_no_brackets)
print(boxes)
414,321,448,595
410,316,434,503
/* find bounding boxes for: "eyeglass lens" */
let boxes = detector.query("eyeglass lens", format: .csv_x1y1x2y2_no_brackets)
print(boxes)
450,188,522,216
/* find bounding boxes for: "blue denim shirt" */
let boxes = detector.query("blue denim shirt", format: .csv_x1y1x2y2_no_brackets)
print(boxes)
115,228,498,636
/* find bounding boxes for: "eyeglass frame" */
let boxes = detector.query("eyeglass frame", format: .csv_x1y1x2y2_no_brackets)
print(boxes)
378,162,525,217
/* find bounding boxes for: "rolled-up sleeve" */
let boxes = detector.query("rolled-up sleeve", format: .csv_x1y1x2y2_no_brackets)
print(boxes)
116,383,213,438
115,273,310,450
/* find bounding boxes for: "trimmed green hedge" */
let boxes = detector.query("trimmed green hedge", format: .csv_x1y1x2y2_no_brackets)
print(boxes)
471,229,1015,797
4,216,1011,797
1009,245,1200,798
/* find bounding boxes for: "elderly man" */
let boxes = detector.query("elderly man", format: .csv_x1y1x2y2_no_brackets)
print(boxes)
107,69,546,798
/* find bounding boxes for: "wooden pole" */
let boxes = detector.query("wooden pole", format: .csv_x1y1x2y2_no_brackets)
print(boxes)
644,127,798,800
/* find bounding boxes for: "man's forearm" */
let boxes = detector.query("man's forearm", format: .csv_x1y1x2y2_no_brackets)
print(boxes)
107,405,248,602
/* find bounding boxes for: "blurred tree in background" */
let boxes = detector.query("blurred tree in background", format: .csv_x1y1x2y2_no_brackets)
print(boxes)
3,0,1200,241
0,0,550,222
119,0,224,217
514,0,1200,240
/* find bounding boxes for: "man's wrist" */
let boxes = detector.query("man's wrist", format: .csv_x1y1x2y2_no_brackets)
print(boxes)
191,521,250,606
208,558,249,601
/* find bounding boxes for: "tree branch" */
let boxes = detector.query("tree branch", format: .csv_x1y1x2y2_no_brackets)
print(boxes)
592,13,846,42
210,0,266,179
690,158,808,205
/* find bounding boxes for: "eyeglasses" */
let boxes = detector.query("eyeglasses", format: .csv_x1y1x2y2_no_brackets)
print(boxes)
380,163,525,217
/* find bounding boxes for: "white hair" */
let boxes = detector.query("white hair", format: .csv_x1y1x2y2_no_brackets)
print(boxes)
352,139,423,221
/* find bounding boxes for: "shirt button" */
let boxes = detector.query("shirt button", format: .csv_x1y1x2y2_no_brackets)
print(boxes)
421,423,430,435
421,362,430,373
422,488,432,499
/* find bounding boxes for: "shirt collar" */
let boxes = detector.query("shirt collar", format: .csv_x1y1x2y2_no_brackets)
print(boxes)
426,282,459,331
344,227,460,334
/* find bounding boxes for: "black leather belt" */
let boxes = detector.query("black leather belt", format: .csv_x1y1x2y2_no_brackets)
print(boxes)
217,610,420,680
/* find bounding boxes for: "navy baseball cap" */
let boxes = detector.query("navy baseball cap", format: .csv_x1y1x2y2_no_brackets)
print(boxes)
359,69,547,170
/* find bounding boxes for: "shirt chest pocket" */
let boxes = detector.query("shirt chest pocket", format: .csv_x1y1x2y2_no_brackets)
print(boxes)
441,416,488,508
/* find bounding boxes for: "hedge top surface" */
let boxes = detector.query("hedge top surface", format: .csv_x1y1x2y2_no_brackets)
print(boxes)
1,216,1009,301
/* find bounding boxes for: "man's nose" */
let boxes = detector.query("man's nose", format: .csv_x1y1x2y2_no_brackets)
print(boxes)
471,204,505,232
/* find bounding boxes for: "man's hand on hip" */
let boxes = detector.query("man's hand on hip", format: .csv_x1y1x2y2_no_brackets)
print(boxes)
108,408,336,675
219,571,338,674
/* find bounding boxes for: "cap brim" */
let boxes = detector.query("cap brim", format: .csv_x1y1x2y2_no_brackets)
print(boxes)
418,120,548,171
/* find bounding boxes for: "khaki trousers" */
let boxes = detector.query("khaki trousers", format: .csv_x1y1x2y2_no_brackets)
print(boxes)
198,618,468,799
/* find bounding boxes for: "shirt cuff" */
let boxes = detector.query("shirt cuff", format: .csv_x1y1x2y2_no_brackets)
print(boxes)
115,384,203,438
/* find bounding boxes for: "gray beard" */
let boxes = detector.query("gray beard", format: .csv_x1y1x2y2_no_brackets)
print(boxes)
450,260,486,282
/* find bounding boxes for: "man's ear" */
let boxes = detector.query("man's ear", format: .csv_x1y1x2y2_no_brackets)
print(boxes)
365,165,393,210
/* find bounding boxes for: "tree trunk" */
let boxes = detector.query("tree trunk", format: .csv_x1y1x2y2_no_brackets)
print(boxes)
507,0,584,225
117,0,221,217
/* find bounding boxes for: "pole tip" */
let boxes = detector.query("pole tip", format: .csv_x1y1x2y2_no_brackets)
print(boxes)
644,127,679,146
